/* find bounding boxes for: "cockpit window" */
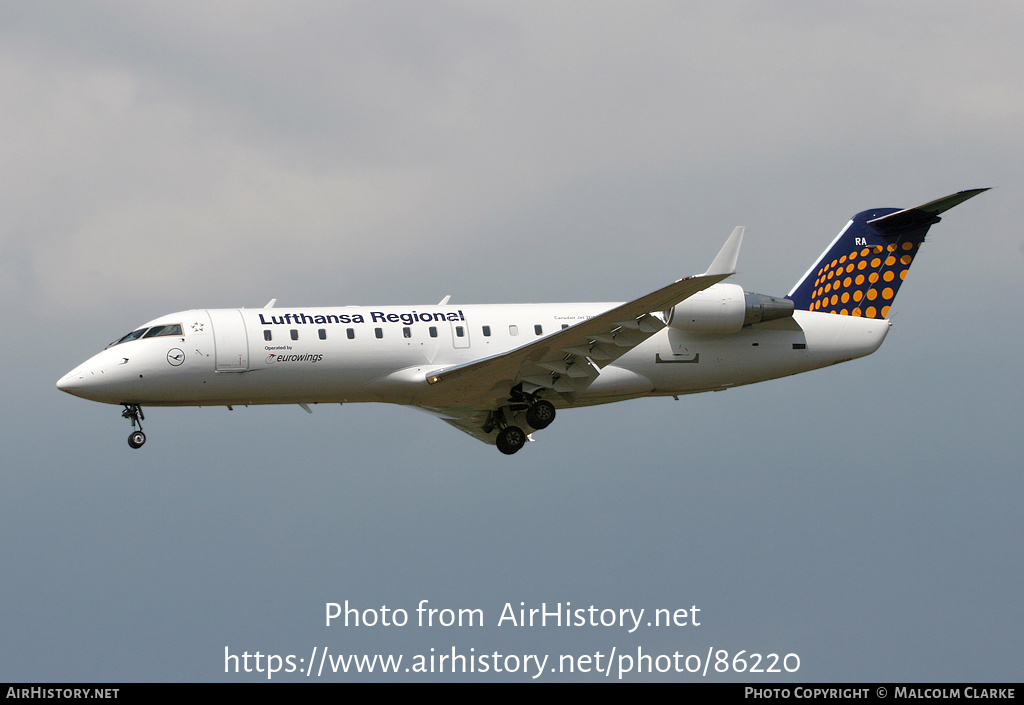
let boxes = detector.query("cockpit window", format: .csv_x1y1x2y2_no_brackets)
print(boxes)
143,324,183,338
108,328,148,348
107,324,182,348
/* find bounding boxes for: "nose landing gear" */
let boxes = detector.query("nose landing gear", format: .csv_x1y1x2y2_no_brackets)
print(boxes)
122,404,146,449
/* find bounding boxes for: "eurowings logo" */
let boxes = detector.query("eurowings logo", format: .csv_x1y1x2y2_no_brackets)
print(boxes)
266,353,324,364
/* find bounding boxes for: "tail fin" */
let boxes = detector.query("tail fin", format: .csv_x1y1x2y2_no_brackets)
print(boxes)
787,189,988,319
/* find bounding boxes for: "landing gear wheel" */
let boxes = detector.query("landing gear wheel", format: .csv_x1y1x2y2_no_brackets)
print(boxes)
122,404,146,449
496,425,527,455
525,400,556,430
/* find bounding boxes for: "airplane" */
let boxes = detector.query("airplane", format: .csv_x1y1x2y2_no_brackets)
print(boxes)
57,189,987,455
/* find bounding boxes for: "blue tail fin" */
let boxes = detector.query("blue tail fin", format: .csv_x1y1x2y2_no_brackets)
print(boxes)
787,189,988,319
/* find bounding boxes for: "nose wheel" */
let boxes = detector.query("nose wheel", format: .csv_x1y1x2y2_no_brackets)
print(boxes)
122,404,146,449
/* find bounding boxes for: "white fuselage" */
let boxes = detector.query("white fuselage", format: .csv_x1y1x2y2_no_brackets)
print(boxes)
57,287,889,411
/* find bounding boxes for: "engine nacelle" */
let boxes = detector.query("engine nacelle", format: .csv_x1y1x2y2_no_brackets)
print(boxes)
666,283,794,334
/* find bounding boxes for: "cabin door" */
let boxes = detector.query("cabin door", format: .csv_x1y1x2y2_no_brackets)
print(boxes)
207,309,250,372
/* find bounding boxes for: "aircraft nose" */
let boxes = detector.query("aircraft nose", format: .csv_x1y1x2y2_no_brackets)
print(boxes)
57,353,139,403
57,368,88,395
57,363,113,399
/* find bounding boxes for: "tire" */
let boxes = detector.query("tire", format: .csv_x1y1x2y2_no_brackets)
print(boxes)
525,400,556,429
496,426,527,455
128,431,146,449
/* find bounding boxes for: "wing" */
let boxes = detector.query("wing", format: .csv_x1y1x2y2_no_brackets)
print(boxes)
418,228,744,441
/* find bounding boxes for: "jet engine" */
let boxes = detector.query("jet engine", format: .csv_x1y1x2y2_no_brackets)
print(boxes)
665,283,794,334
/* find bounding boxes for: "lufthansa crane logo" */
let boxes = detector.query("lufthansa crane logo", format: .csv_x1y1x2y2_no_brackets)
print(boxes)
166,348,185,366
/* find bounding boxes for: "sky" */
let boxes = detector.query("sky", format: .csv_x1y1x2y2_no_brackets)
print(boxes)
2,1,1022,682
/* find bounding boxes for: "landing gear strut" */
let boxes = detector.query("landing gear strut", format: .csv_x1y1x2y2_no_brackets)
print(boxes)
122,404,146,449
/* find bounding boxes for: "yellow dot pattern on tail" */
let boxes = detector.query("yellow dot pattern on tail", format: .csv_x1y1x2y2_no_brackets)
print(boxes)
807,241,918,318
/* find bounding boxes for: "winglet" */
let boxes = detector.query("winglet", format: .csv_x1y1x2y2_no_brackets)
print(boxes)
702,226,744,276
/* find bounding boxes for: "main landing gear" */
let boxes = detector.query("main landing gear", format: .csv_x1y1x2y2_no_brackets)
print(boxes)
122,404,146,449
491,389,558,455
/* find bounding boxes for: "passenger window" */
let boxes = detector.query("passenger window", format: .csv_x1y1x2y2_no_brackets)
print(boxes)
346,328,355,339
482,326,491,337
318,329,327,340
264,330,273,341
429,326,438,338
403,327,411,338
375,328,383,339
534,325,543,335
290,329,299,341
455,326,464,337
561,324,569,330
509,325,519,336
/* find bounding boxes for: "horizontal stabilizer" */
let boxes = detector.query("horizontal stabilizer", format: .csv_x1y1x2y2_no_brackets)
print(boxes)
867,188,989,235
